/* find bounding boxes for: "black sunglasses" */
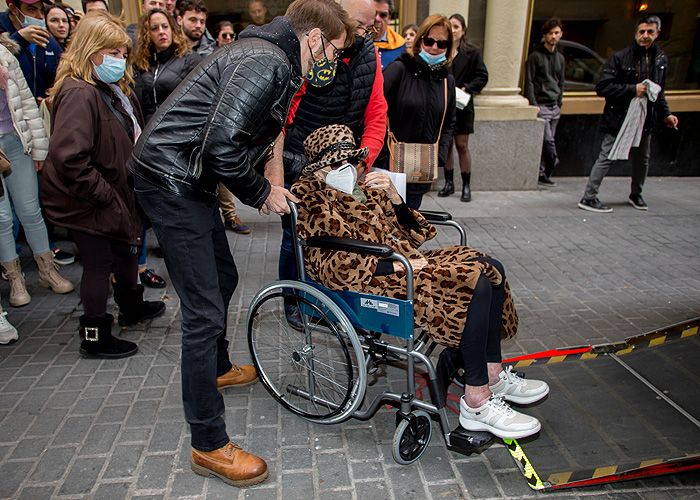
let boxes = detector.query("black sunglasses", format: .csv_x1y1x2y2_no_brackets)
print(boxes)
422,37,448,49
220,33,234,39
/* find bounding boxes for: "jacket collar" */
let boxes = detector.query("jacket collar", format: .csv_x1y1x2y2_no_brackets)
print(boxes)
238,16,302,77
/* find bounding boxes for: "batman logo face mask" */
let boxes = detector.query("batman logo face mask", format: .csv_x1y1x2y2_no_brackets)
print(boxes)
306,36,338,88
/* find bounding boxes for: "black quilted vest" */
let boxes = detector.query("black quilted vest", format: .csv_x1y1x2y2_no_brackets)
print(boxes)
285,36,377,157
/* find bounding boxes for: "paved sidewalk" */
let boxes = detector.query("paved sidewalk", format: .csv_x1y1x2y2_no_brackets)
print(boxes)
0,177,699,499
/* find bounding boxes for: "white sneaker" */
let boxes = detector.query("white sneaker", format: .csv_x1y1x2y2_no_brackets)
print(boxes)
489,366,549,405
459,395,541,439
0,311,18,344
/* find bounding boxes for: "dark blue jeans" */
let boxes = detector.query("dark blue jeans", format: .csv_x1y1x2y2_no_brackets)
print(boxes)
135,177,235,452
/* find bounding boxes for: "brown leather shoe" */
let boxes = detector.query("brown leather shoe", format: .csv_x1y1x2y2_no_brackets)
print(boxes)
216,364,258,390
191,442,268,487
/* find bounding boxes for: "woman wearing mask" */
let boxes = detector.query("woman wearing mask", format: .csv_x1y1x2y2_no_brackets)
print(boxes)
133,8,202,287
46,5,71,49
382,14,455,209
438,13,488,203
0,33,73,313
42,12,165,359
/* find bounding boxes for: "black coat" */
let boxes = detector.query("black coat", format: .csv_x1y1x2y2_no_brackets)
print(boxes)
451,44,488,113
134,45,202,124
596,42,671,135
130,18,304,207
381,52,456,169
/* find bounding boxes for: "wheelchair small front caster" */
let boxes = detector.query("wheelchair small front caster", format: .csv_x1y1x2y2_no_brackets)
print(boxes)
391,410,432,465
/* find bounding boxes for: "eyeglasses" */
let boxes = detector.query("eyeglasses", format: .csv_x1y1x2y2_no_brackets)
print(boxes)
220,33,234,39
322,34,341,61
422,37,448,49
358,24,378,40
376,11,390,19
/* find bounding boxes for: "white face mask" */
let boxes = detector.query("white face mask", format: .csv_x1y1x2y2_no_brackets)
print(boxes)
324,163,357,194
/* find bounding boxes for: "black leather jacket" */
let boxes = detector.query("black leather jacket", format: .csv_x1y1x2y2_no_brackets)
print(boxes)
596,42,670,135
129,18,303,208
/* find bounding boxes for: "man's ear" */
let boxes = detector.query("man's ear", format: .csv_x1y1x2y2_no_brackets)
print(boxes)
176,15,182,25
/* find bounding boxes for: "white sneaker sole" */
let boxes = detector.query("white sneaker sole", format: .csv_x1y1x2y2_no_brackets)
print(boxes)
499,385,550,405
628,199,648,210
578,202,613,213
459,415,541,440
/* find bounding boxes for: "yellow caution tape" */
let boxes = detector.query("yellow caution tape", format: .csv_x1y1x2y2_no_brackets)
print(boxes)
503,438,546,490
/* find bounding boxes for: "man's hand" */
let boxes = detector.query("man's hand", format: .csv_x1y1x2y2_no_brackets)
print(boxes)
635,82,648,97
365,171,402,204
664,114,679,129
18,25,49,47
260,184,299,215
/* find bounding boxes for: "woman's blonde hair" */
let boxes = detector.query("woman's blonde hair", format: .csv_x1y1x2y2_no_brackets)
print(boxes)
50,11,134,98
132,9,191,72
410,14,455,65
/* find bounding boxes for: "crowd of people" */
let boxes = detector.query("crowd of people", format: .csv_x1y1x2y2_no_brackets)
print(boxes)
0,0,679,490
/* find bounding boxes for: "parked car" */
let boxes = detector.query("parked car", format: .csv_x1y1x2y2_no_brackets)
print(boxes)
558,39,606,91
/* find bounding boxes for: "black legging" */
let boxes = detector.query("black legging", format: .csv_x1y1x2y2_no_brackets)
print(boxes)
72,231,138,317
459,257,506,387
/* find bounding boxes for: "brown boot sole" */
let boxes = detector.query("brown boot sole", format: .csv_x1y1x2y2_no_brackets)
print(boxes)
217,376,259,391
191,462,269,487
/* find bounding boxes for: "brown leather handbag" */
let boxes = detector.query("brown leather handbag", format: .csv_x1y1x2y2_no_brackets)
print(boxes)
0,148,11,175
387,79,449,183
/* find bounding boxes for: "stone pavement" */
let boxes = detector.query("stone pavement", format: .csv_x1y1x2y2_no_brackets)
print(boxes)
1,177,699,499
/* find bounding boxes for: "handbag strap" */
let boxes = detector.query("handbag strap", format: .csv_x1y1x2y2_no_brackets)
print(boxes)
387,78,449,144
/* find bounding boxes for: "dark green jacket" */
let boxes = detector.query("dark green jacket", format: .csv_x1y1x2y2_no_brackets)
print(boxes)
524,43,565,106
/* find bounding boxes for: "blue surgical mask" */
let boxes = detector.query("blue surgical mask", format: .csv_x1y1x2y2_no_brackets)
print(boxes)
19,11,46,30
418,49,446,66
93,55,126,84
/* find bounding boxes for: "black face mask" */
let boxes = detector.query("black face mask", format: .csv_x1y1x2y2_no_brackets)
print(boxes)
306,38,337,88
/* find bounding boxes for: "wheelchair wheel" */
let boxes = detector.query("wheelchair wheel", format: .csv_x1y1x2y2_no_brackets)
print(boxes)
247,281,367,425
392,411,432,465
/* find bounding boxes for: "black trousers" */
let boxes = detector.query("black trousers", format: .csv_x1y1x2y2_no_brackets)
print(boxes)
459,257,506,386
72,231,138,317
135,177,236,452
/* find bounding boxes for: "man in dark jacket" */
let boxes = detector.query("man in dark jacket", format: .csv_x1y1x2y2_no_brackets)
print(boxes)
176,0,216,56
279,0,387,315
524,18,565,187
579,15,678,213
130,0,353,487
0,0,62,99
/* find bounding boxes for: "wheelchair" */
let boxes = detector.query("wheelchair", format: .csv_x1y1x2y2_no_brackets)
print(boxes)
246,202,495,465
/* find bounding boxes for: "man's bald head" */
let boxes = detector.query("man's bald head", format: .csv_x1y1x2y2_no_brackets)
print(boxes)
341,0,374,33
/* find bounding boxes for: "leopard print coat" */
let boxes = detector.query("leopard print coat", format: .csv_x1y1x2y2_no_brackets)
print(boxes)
291,177,518,347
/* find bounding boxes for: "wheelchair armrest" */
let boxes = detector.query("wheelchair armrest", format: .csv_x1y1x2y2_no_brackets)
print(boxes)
305,236,395,258
419,210,452,222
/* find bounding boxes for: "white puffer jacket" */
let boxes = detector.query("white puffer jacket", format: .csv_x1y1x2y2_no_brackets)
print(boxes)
0,34,48,161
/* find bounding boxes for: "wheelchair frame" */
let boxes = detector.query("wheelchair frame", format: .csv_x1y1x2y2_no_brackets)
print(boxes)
247,201,493,464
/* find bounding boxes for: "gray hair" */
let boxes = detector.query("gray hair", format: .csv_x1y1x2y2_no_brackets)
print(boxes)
637,14,661,31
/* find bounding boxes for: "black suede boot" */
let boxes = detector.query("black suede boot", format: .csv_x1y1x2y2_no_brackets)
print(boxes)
437,169,455,197
460,172,471,202
435,347,464,405
79,314,138,359
113,283,166,326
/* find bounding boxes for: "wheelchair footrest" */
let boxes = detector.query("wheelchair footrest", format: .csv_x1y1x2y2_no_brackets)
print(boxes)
447,426,496,455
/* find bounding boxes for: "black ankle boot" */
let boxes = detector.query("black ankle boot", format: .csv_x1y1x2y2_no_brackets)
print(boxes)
113,283,166,326
438,169,455,197
460,173,471,202
79,314,138,359
435,347,464,405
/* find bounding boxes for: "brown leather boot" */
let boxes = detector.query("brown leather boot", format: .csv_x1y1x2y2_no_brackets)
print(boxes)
191,442,268,487
1,258,31,307
216,364,258,390
34,251,74,294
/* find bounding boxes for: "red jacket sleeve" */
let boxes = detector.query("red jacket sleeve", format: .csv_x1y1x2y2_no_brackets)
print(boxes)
285,81,307,130
360,47,388,168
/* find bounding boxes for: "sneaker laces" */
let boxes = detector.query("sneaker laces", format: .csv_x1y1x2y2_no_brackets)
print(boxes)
0,311,10,328
502,365,525,387
487,394,515,416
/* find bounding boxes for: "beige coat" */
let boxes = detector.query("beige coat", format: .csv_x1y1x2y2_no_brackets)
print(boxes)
0,34,48,161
